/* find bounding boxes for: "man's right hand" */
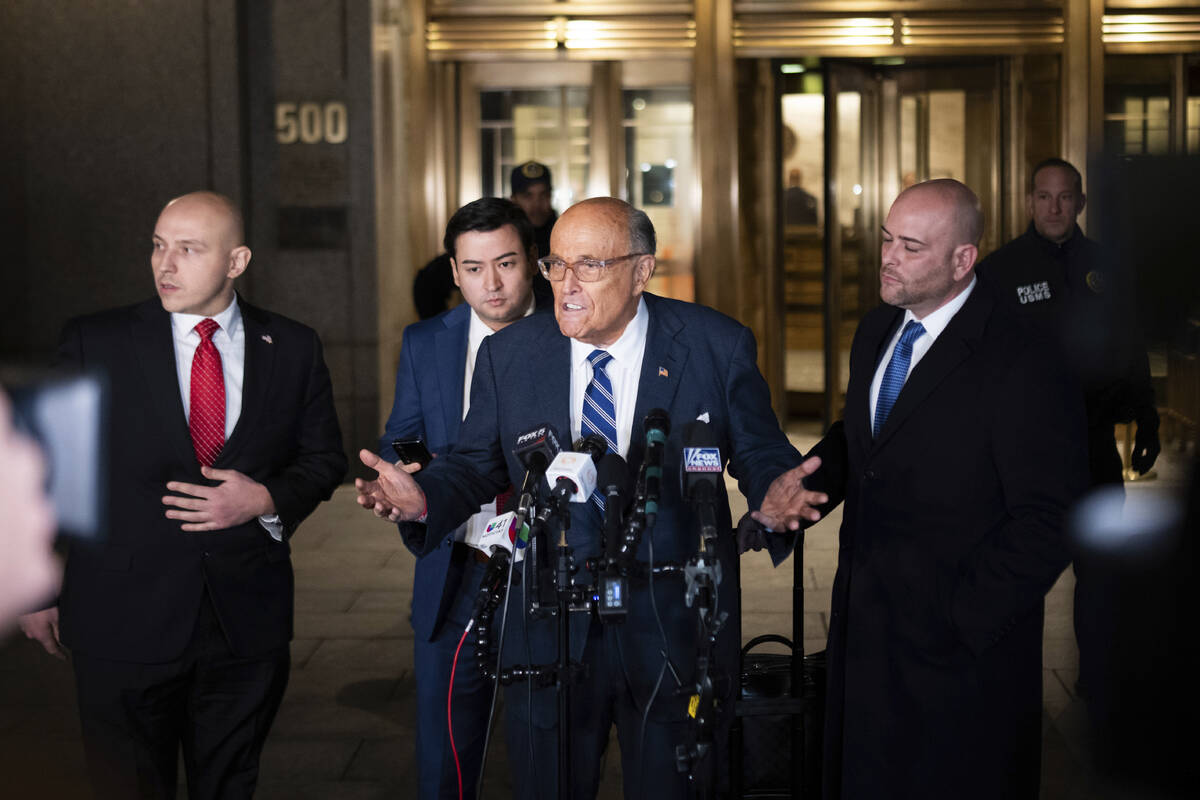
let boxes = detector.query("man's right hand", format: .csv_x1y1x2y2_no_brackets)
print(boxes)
355,450,428,522
19,607,67,660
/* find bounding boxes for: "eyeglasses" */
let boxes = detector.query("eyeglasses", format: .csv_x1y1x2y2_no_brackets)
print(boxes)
537,253,648,283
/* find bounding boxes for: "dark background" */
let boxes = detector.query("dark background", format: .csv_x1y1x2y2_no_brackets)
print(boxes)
0,0,380,470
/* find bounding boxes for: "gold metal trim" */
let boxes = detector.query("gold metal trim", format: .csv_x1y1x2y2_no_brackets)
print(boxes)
734,13,1067,55
430,1,694,17
427,16,695,59
1102,13,1200,47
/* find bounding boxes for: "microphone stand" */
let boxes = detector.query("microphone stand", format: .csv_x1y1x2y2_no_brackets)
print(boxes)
551,486,576,800
677,496,726,800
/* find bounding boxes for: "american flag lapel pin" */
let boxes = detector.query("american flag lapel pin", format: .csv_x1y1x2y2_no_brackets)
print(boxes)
658,366,668,378
261,334,273,344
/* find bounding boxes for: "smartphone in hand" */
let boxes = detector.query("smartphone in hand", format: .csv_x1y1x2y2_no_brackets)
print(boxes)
391,438,433,469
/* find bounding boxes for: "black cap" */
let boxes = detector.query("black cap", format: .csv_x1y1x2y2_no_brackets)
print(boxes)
511,161,552,194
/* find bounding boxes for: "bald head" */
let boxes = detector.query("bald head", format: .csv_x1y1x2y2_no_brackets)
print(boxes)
897,179,983,248
152,191,251,317
557,197,657,257
880,179,981,319
163,192,245,250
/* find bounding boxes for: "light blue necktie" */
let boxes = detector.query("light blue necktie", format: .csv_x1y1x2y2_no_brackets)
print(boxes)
873,320,925,438
581,349,617,510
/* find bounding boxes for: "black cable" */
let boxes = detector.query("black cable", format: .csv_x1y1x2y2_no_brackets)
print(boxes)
637,532,676,800
474,544,520,799
646,532,674,680
637,659,669,800
520,552,540,800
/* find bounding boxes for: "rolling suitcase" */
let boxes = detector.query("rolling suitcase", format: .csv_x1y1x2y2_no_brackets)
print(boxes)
730,527,825,799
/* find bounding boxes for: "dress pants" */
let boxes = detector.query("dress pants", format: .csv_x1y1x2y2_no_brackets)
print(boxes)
414,557,495,800
505,619,690,800
72,589,290,800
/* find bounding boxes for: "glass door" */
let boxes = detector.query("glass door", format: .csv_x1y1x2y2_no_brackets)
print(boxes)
779,59,1001,426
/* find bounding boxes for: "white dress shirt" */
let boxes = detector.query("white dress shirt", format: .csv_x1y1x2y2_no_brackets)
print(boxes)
169,296,282,540
462,299,536,418
569,297,650,457
869,276,977,424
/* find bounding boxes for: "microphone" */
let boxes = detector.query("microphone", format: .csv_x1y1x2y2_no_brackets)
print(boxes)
597,453,630,563
596,452,630,621
464,510,527,562
575,433,609,463
471,545,512,619
642,408,670,525
545,450,598,505
681,419,723,544
513,424,561,495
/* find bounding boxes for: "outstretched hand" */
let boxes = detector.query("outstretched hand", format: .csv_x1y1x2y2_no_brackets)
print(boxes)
355,450,427,522
751,456,828,532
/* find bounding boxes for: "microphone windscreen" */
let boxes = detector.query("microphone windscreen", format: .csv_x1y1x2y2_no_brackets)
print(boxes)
645,407,671,437
597,452,629,494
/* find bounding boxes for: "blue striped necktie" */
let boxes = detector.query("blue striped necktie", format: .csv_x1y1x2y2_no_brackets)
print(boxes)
873,320,925,438
581,349,617,510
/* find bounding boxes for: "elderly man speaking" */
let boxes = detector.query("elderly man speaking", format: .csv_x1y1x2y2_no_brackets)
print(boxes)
357,197,818,799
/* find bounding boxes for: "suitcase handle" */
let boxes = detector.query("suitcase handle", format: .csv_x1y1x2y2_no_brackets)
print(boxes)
741,633,794,658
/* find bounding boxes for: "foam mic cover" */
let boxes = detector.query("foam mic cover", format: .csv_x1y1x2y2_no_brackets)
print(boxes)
642,408,671,519
597,452,630,562
681,419,723,540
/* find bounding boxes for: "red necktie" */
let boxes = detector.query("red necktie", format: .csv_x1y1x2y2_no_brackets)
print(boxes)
190,318,225,467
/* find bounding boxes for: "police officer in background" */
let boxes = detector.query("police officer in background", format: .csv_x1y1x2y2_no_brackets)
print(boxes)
509,160,556,308
509,160,557,261
976,156,1160,696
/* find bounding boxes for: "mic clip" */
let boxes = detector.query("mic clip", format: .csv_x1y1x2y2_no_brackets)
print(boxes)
683,552,722,609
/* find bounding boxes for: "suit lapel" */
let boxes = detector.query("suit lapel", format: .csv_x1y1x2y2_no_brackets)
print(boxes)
131,300,196,468
538,323,574,448
629,295,687,464
873,286,991,449
436,304,470,444
220,297,276,466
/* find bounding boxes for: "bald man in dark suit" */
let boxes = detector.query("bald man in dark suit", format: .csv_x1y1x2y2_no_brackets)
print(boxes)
20,191,346,799
795,180,1088,799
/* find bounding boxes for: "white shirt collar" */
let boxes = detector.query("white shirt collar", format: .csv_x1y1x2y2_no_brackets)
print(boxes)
466,295,536,352
569,296,650,367
902,276,976,340
170,294,241,341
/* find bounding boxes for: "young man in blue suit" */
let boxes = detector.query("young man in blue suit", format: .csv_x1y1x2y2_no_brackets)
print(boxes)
379,197,538,800
358,197,821,799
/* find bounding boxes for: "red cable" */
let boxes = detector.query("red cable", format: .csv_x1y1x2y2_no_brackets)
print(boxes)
449,623,471,800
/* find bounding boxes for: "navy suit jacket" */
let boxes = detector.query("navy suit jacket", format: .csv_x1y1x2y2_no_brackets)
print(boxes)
412,293,801,726
379,301,472,641
56,296,347,663
804,282,1088,799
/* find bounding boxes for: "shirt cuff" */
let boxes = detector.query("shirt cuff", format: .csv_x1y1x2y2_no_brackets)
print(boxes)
258,514,284,542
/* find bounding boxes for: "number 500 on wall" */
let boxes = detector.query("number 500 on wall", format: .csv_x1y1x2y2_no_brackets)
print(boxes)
275,102,349,144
